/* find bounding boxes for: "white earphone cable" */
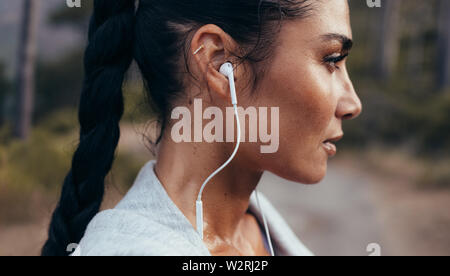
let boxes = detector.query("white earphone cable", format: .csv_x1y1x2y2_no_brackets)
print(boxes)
196,104,241,201
196,103,241,240
255,188,275,256
195,62,274,256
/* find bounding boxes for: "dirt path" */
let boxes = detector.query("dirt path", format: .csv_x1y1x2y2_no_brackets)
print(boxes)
0,218,49,256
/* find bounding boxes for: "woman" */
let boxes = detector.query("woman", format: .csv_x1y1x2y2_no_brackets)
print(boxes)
42,0,362,256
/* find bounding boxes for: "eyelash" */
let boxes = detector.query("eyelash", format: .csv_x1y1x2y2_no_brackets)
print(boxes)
323,53,348,71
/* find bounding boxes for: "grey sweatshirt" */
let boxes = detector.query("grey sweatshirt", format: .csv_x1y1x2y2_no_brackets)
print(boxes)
73,160,313,256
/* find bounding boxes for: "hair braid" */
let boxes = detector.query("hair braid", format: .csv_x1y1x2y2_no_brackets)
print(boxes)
41,0,136,256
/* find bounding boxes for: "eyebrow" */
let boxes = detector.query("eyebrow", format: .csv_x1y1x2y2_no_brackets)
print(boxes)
320,33,353,51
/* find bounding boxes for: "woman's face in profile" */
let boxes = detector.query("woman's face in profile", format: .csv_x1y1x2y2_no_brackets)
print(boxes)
241,0,362,184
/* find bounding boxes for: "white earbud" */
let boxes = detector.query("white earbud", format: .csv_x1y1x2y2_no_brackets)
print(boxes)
220,62,237,105
219,62,233,76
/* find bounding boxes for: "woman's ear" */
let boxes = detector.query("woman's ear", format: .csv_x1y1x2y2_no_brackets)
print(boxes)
191,24,237,103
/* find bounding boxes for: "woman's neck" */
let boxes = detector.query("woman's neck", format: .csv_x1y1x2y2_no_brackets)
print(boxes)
153,135,264,241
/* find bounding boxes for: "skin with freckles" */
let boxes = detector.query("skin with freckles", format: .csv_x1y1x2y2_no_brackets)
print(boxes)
154,0,362,256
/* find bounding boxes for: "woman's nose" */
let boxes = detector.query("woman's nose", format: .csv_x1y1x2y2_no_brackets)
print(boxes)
336,80,362,120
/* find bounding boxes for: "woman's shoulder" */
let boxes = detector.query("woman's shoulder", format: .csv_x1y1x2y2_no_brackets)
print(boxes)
73,159,212,256
74,209,208,256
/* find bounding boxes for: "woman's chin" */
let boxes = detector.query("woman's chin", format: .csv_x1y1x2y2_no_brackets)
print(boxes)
298,170,326,185
276,160,327,185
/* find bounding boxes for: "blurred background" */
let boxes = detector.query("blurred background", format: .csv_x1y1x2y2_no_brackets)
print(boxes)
0,0,449,256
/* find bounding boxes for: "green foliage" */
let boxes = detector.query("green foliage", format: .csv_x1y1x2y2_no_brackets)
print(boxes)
35,50,84,122
0,61,9,95
0,61,11,124
32,1,92,122
38,108,78,135
0,110,152,222
0,128,72,193
122,78,156,124
34,55,157,128
419,90,450,154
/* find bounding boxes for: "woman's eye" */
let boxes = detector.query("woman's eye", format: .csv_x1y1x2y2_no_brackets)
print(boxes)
323,53,348,71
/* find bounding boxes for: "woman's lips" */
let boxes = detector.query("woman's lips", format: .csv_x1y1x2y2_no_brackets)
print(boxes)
321,134,342,157
322,141,337,157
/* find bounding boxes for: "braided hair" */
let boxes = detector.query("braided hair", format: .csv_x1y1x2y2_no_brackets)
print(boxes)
41,0,135,256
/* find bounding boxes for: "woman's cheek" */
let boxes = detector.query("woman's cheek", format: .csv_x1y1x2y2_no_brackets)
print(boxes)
295,68,335,134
